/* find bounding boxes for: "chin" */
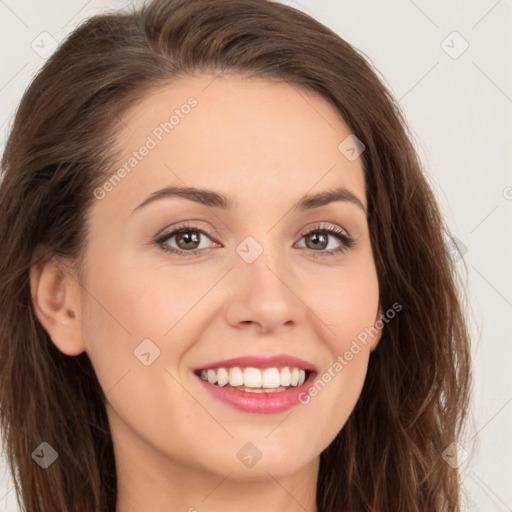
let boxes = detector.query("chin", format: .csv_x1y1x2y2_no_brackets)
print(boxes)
208,438,318,481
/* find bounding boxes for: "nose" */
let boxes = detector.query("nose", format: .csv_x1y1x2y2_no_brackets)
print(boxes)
224,248,304,335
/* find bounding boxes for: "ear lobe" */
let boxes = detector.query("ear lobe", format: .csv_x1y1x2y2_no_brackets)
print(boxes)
369,304,384,352
30,256,85,356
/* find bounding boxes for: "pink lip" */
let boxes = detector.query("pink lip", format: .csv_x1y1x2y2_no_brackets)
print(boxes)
195,354,316,371
195,371,316,414
193,354,316,414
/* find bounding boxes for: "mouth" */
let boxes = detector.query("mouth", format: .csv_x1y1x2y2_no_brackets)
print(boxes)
193,366,315,393
192,354,317,413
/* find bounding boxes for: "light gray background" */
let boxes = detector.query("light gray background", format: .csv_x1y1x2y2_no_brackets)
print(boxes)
1,1,511,510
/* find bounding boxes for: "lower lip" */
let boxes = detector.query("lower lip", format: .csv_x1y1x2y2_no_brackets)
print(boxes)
194,372,315,414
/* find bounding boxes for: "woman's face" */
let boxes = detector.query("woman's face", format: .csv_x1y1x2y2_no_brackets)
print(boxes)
67,74,381,483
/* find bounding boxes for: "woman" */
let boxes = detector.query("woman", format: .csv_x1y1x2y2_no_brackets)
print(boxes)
0,0,471,510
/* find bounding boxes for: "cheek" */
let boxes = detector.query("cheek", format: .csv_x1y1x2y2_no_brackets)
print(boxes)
81,247,207,341
78,249,220,396
107,259,219,336
305,261,380,348
300,260,378,416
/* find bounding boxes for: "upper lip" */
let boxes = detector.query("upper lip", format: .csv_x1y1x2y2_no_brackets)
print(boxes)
195,354,316,372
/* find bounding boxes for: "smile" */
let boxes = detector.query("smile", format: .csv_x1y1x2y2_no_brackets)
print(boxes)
194,366,316,414
194,366,310,392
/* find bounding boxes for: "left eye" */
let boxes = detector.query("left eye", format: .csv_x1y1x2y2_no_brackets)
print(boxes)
156,224,354,257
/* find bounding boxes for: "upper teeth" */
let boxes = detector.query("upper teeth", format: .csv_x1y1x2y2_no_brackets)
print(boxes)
199,367,307,388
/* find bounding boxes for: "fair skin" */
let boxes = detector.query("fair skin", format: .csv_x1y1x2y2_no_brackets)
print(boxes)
30,74,382,512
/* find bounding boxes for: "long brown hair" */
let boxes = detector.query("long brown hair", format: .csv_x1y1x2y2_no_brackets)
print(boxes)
0,0,471,510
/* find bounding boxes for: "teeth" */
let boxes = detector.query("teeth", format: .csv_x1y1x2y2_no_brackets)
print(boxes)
228,367,244,387
207,369,217,385
216,368,229,387
261,368,280,388
243,367,262,387
197,366,310,389
280,367,291,386
238,386,290,393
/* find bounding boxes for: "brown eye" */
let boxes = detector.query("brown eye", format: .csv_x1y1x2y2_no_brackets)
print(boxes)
304,231,329,250
174,229,201,250
296,225,355,257
156,225,217,256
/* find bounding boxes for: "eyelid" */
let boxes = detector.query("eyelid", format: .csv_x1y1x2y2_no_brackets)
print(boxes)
154,222,220,255
296,222,355,257
154,221,355,257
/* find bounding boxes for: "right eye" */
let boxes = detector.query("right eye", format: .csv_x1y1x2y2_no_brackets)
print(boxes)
155,224,220,256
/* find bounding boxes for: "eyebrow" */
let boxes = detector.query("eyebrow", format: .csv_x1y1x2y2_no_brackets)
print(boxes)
130,185,367,215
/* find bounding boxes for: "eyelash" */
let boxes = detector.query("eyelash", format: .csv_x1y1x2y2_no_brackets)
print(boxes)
155,222,355,258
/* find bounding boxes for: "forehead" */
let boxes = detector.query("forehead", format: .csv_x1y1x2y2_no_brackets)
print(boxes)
101,73,367,214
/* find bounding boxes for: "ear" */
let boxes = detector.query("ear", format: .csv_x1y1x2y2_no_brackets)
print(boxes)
30,255,85,356
369,304,384,352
